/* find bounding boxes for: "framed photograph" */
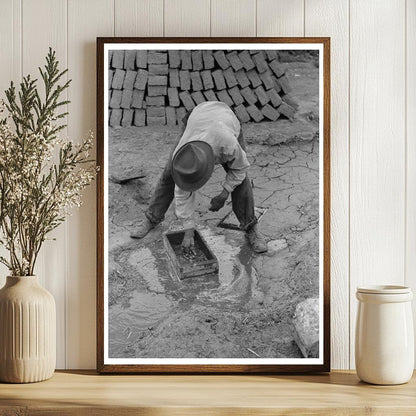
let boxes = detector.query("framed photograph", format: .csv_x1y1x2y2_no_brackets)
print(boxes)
97,37,330,373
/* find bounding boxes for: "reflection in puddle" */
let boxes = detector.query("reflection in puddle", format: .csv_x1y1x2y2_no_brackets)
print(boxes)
109,225,259,357
128,247,165,293
197,227,251,305
200,227,242,286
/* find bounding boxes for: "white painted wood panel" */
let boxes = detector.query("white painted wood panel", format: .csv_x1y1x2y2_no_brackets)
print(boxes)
305,0,350,370
0,0,21,286
0,0,21,99
115,0,163,37
257,0,304,37
406,0,416,363
66,0,114,369
211,0,256,37
164,0,211,37
22,0,68,369
349,0,406,368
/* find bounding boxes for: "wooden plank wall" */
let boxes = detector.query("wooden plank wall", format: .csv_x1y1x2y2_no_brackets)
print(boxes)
0,0,412,370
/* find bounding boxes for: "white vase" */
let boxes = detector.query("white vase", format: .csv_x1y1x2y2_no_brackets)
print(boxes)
0,276,56,383
355,285,414,385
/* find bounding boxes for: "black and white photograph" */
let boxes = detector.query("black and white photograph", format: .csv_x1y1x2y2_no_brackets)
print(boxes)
98,40,329,372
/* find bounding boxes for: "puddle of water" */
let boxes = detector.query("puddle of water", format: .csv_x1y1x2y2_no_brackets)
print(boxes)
109,224,263,356
199,227,242,286
196,227,255,307
128,246,165,294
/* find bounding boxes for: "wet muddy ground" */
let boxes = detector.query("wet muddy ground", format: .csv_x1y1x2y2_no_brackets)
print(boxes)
108,61,320,359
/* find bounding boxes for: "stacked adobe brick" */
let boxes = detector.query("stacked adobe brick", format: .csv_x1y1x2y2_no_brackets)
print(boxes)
108,49,298,127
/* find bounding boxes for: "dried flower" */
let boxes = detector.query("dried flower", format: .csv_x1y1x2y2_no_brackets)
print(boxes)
0,49,96,276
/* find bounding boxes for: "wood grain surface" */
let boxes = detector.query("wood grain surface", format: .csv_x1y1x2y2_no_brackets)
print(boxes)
0,0,413,371
114,0,163,37
22,0,68,369
406,0,416,360
165,0,211,37
211,0,256,37
0,371,415,415
305,0,350,371
66,0,114,370
349,0,406,369
257,0,304,37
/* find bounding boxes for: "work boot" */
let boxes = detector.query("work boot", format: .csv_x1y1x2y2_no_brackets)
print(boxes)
130,217,155,239
246,225,268,253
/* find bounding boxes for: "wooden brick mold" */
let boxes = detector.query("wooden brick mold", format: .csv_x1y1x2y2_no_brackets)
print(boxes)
107,49,297,127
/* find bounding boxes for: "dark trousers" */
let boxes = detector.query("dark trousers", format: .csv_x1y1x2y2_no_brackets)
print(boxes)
145,129,257,231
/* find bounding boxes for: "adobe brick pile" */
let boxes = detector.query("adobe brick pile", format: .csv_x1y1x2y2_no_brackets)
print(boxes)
108,49,298,127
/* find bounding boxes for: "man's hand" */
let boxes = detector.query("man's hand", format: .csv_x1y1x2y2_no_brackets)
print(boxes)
209,189,229,212
181,228,195,258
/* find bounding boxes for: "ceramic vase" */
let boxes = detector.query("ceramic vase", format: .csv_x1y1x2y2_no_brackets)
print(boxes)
355,285,414,385
0,276,56,383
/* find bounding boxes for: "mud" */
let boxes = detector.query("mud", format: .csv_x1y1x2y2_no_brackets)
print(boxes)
108,61,320,359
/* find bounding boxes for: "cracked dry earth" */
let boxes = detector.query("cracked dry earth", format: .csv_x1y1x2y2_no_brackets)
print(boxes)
108,61,320,359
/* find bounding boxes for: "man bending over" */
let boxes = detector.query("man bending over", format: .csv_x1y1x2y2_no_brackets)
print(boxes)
130,101,267,254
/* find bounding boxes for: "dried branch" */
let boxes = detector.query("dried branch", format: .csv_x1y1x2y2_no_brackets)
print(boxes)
0,49,96,276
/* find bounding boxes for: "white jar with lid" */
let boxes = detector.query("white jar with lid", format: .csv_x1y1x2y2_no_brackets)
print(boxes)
355,285,414,385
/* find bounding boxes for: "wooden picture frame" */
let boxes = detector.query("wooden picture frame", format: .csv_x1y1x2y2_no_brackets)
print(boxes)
97,37,330,373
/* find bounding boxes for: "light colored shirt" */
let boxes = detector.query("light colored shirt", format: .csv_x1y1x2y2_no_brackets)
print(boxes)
172,101,250,228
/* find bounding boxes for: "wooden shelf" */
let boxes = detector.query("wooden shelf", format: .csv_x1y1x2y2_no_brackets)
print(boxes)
1,370,415,415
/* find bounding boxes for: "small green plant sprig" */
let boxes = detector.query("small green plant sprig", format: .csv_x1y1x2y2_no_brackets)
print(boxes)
0,48,96,276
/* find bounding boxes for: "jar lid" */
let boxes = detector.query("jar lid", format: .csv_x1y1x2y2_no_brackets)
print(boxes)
357,285,411,294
